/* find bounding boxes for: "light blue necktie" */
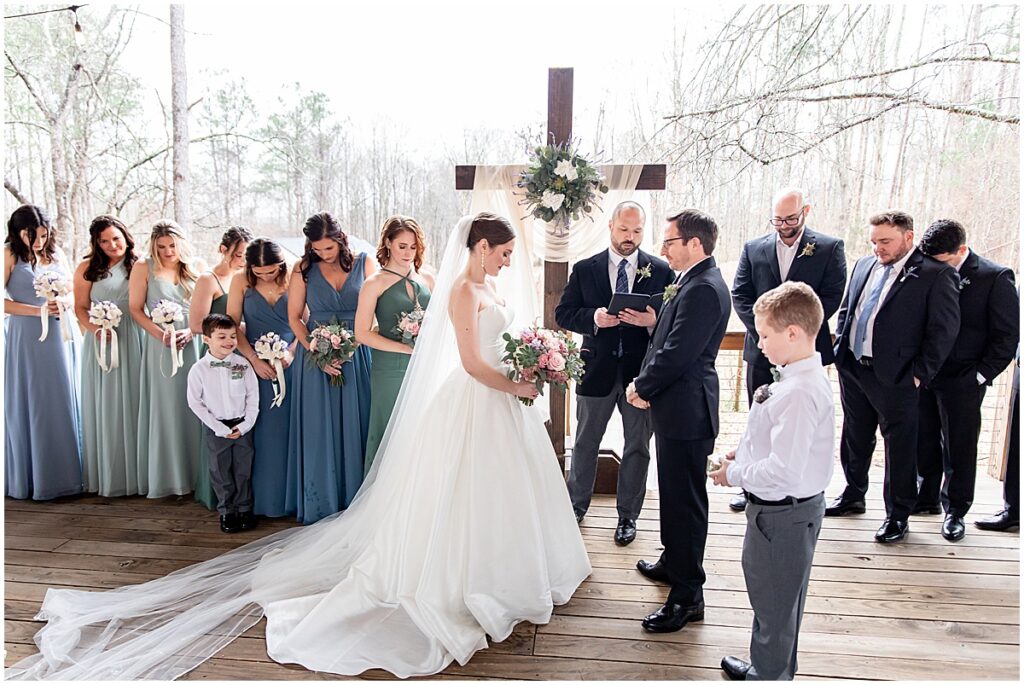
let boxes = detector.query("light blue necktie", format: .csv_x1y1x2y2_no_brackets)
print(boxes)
852,264,893,359
615,259,629,356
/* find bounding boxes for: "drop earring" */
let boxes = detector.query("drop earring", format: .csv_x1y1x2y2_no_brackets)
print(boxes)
480,251,486,271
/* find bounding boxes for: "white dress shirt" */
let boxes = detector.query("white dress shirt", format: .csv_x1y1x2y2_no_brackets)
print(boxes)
775,229,803,281
607,247,639,293
186,352,260,437
848,248,915,358
727,353,835,500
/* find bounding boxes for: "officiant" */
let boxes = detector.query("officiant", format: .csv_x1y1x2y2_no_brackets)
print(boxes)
555,201,674,545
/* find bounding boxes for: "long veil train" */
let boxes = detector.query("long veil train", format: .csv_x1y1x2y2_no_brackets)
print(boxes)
7,215,590,680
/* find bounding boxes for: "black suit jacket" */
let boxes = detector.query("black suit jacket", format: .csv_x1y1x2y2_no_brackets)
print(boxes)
931,251,1019,389
732,227,846,367
555,249,674,396
834,248,960,386
633,257,731,441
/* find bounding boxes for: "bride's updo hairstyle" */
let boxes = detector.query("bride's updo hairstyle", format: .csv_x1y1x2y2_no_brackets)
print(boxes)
466,212,515,249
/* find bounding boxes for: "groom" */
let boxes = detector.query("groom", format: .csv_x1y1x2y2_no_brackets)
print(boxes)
627,209,730,632
555,201,674,545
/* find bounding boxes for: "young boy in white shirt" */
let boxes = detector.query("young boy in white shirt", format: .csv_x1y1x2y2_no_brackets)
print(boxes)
187,313,259,534
708,281,834,680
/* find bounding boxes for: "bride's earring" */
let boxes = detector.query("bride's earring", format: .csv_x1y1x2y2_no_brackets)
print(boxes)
480,250,486,271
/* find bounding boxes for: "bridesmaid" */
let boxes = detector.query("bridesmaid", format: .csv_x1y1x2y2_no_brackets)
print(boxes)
4,204,83,500
227,239,297,518
128,220,202,498
73,216,144,497
286,212,375,524
189,227,253,510
355,215,433,474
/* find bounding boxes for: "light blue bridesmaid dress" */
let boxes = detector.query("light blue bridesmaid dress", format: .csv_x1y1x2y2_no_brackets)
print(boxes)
285,256,372,524
4,257,83,500
136,261,202,498
81,261,144,496
243,287,295,518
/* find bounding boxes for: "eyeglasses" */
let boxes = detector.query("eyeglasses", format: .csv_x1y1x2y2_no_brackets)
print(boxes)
661,236,686,246
768,212,804,227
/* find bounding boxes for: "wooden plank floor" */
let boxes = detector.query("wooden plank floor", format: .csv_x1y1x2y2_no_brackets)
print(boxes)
4,470,1019,680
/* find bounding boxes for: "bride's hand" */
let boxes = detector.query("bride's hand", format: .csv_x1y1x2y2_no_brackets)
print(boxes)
512,380,539,401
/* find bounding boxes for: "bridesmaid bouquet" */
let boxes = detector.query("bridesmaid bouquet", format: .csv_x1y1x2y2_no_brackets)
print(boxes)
88,301,123,372
501,325,584,406
393,302,425,348
150,299,186,376
306,319,357,387
32,271,73,342
254,332,289,408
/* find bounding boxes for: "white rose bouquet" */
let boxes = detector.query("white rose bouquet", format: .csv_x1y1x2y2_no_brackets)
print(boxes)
150,299,186,376
254,332,290,407
32,271,73,342
88,301,123,372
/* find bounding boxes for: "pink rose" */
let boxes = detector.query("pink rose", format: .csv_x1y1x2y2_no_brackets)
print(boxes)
522,368,537,382
537,353,551,369
548,352,566,371
408,322,420,336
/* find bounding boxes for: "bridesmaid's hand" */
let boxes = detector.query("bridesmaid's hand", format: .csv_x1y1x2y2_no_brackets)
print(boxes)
45,301,60,317
322,359,343,378
93,328,113,342
250,357,276,380
281,349,294,369
175,330,194,350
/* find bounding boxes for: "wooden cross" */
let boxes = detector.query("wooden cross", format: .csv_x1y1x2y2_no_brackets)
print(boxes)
456,67,666,458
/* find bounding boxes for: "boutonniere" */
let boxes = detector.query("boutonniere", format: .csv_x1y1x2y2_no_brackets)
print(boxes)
899,265,919,283
662,283,680,304
636,264,653,283
770,366,782,382
798,242,816,258
753,383,773,404
958,277,971,291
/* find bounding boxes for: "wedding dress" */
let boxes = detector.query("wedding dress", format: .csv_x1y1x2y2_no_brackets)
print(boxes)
7,216,591,680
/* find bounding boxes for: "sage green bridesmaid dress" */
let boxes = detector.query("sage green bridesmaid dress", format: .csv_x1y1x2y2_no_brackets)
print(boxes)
363,270,430,474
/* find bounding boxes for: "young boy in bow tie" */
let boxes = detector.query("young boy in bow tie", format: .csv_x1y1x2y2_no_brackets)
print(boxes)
187,313,259,533
708,281,835,680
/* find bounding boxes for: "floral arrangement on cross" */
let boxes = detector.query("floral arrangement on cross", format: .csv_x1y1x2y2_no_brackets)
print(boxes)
517,140,608,237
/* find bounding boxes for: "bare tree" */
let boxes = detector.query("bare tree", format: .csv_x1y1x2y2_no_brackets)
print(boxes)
169,4,190,231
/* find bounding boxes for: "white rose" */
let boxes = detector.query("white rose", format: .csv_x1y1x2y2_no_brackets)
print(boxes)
554,159,578,181
541,190,565,212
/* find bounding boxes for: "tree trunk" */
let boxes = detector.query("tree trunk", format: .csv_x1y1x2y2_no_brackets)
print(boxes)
170,4,191,231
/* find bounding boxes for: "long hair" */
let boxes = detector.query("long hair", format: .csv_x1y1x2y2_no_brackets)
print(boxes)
148,220,200,296
244,238,289,289
84,215,138,282
299,212,354,282
376,215,426,271
6,204,55,266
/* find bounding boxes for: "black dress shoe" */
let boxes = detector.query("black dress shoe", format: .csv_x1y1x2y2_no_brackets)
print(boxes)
238,511,257,531
874,518,909,543
975,508,1020,531
614,518,637,546
728,494,747,512
641,601,704,633
825,496,866,517
220,514,240,534
636,559,670,583
912,502,942,515
942,514,965,541
721,655,751,681
575,510,585,524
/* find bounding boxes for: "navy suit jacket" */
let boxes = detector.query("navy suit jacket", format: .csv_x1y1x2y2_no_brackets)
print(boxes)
834,248,960,386
931,251,1019,389
555,249,674,397
633,256,731,441
732,227,846,367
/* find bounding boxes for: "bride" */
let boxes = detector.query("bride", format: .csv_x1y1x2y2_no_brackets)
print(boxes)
8,213,592,680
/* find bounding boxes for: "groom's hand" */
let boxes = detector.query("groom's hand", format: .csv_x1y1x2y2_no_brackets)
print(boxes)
594,307,620,329
619,306,657,328
626,382,650,409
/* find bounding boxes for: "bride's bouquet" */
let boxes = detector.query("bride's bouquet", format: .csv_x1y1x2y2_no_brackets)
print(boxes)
150,299,185,376
254,332,289,407
32,271,73,342
393,302,425,348
306,319,357,387
501,325,584,406
88,301,123,372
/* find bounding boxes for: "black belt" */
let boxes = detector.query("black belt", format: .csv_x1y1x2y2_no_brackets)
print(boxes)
857,355,873,367
746,492,821,507
219,417,244,429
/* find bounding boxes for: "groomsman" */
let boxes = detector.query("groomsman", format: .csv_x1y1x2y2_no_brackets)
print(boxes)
915,220,1018,541
627,209,731,631
827,211,960,544
729,187,847,512
555,201,674,545
976,357,1019,532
